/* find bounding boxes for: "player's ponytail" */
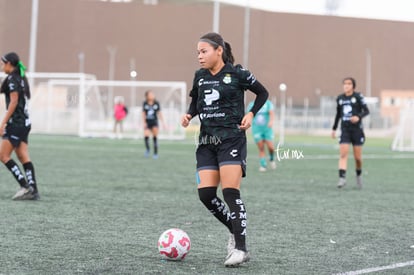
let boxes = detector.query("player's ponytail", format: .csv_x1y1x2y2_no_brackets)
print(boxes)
1,52,31,99
200,32,235,65
223,41,234,65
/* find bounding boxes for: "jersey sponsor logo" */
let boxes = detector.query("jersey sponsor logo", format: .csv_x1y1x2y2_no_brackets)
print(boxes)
198,79,219,87
223,74,231,84
203,89,220,105
199,112,225,120
230,149,238,157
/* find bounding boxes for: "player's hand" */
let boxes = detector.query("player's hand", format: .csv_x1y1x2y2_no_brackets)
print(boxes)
143,122,148,130
240,112,254,130
181,114,192,128
331,130,336,139
268,122,273,128
350,116,360,123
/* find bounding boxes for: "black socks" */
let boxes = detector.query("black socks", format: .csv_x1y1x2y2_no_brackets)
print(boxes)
198,187,233,233
356,169,362,176
23,162,38,192
5,159,28,188
145,136,158,154
144,137,150,152
339,169,346,178
223,188,247,252
153,137,158,155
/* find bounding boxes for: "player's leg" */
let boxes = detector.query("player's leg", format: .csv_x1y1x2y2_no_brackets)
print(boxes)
0,137,32,199
353,145,363,188
151,126,159,158
197,145,233,232
264,128,276,169
15,141,39,199
218,137,249,266
144,127,151,157
338,143,349,188
351,129,365,188
256,140,266,171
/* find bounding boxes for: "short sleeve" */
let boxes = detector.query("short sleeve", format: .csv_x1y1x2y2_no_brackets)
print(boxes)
7,76,18,92
189,72,199,98
156,102,161,111
235,65,257,90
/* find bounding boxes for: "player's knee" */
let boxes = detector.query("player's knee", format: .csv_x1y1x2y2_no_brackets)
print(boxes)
198,187,217,206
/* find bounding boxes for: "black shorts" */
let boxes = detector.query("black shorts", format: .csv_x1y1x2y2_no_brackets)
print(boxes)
3,126,31,147
340,127,365,146
196,136,247,177
146,120,158,129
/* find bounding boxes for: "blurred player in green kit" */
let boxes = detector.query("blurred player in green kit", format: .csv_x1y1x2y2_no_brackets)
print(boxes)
247,99,276,172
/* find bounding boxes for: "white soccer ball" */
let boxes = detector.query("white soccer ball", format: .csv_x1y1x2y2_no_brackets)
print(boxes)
158,228,191,261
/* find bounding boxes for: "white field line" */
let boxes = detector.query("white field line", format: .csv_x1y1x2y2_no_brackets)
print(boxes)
333,260,414,275
304,154,414,160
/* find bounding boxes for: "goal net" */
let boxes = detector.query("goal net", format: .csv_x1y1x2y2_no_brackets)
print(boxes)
0,73,187,140
392,100,414,151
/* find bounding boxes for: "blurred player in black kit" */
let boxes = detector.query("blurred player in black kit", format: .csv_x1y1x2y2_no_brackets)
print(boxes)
0,52,39,200
332,77,369,189
181,32,269,267
142,90,165,159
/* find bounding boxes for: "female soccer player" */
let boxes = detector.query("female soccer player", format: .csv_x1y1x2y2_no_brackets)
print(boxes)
331,77,369,189
113,97,127,137
0,52,39,200
142,90,164,159
181,32,269,267
247,99,276,171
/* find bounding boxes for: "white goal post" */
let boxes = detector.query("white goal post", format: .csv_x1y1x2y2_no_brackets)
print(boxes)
392,100,414,151
0,73,187,139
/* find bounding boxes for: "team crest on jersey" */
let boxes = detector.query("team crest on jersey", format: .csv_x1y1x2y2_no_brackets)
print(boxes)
223,74,231,84
351,97,356,103
338,99,343,105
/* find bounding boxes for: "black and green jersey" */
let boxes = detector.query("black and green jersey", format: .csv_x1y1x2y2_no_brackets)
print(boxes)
1,72,30,127
332,92,369,130
189,63,257,141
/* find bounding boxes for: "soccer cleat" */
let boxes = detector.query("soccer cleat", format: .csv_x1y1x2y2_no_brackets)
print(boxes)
12,186,34,200
227,234,235,256
337,178,346,188
224,249,250,267
259,166,267,172
270,161,277,170
144,150,150,158
356,175,363,189
153,154,159,159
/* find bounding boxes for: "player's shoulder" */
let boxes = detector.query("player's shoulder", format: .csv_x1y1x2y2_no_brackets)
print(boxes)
194,68,209,78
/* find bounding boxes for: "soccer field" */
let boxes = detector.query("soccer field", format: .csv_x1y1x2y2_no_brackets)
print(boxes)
0,134,413,275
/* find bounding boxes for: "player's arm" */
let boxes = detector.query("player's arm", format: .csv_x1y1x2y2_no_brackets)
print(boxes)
331,99,341,138
157,110,167,130
0,91,18,135
142,106,147,129
241,80,269,130
350,94,370,124
182,76,199,128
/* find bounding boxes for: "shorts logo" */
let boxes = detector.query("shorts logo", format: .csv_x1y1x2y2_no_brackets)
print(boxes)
223,74,231,84
203,89,220,105
230,149,238,158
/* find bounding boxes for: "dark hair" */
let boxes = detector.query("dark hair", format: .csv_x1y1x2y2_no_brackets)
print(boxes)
200,32,234,65
1,52,31,99
343,77,356,89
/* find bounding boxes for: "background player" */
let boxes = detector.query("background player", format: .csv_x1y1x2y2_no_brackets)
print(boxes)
0,52,39,200
332,77,370,189
113,96,127,138
247,99,276,172
142,90,165,159
181,32,268,267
